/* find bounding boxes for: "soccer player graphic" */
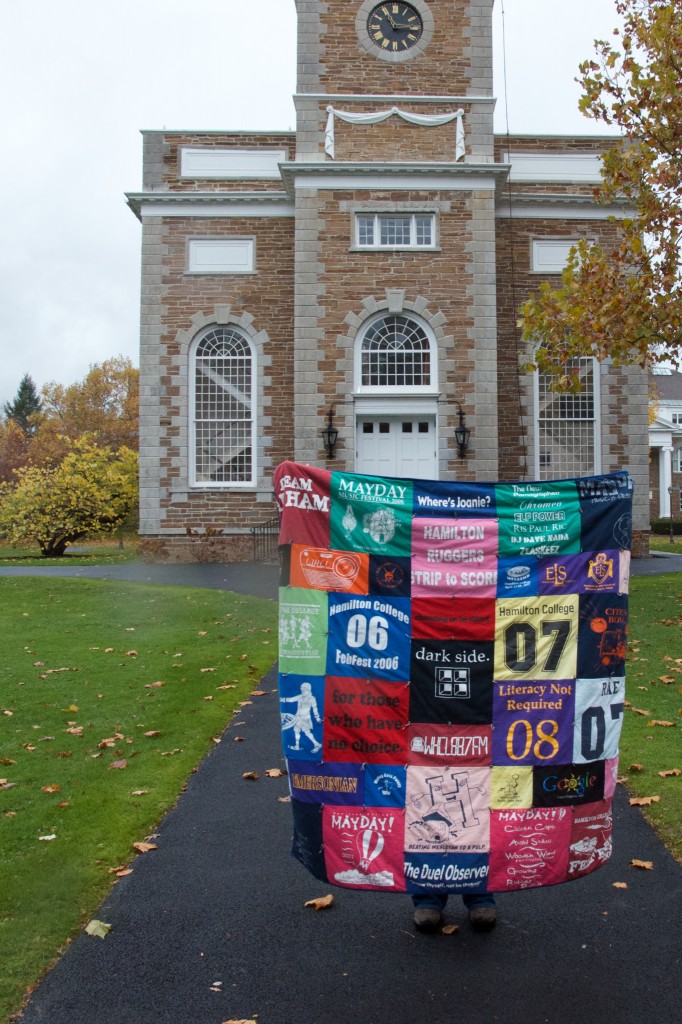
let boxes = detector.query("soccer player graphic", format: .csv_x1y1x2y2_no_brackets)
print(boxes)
281,682,322,752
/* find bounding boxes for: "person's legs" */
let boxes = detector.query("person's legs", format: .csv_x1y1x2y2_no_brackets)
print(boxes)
411,893,448,932
462,892,497,931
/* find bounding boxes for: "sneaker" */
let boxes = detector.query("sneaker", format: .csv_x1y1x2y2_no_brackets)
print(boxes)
413,907,443,933
468,905,497,932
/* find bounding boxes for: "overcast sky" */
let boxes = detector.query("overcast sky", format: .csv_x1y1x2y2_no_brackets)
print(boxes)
0,0,622,407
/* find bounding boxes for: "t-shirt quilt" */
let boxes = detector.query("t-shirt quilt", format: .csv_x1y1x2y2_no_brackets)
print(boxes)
274,461,633,894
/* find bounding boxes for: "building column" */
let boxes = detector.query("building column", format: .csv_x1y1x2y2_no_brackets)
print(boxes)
660,445,674,517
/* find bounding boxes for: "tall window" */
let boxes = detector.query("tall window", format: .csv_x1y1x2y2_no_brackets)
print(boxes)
673,447,682,473
360,315,432,389
536,357,600,478
191,327,254,486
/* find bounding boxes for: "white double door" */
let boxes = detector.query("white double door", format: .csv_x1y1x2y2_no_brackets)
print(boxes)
355,415,437,479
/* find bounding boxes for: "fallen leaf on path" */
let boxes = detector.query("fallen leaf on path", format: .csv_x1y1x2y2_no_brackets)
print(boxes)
612,882,628,889
278,796,291,803
265,768,287,778
133,841,157,853
250,690,267,696
85,919,112,938
305,894,334,911
629,796,660,806
658,769,681,777
234,736,246,742
242,771,259,780
441,924,459,935
630,859,653,870
222,1019,258,1024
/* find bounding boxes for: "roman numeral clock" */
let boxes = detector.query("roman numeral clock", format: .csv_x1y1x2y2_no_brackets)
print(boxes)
356,0,434,63
368,3,423,51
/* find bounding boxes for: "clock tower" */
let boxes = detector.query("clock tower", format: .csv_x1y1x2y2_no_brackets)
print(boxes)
288,0,502,480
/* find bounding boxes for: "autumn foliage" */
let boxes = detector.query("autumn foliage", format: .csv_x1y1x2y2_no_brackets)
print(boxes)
0,438,138,557
521,0,682,381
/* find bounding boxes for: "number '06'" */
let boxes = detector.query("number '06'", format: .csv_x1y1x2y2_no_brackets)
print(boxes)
346,614,389,651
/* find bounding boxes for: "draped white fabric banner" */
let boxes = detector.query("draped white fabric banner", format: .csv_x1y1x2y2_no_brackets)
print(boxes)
324,106,465,161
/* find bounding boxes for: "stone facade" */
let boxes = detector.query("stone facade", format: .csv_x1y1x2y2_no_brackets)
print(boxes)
128,0,650,561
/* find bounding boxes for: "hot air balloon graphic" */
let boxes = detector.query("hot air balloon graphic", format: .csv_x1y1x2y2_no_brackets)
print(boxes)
357,829,384,873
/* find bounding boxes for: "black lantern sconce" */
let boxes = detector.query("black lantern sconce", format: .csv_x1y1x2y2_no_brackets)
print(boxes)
454,402,471,459
321,405,339,459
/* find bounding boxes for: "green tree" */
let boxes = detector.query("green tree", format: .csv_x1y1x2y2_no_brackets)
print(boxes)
3,374,42,436
0,437,138,557
520,0,682,382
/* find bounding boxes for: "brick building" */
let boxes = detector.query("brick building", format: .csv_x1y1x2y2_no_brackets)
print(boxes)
127,0,650,561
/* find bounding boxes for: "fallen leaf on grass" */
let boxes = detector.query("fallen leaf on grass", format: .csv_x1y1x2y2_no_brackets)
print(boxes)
57,751,72,759
658,769,681,777
305,894,334,911
145,681,166,689
612,882,628,889
161,749,182,756
65,726,83,736
629,707,652,717
109,760,128,770
242,771,259,780
630,859,654,870
648,720,676,727
0,780,17,790
133,841,157,853
144,730,161,738
57,801,70,808
125,651,138,657
38,834,56,841
658,676,677,684
629,796,660,806
200,667,216,673
628,764,645,773
265,768,287,778
131,789,148,796
85,920,112,939
0,758,16,765
42,784,61,793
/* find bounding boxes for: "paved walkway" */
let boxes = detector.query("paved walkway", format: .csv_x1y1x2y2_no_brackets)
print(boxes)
10,558,682,1024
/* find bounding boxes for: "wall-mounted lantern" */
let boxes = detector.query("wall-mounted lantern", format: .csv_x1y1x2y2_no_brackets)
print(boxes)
321,405,339,460
454,402,471,459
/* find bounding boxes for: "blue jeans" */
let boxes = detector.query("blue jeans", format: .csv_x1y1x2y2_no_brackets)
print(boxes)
412,892,496,911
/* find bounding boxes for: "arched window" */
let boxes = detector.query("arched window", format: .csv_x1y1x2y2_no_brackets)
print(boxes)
191,326,254,486
535,357,601,479
360,315,432,389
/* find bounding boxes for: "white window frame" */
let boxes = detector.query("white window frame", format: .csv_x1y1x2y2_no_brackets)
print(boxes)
189,326,257,489
353,212,437,250
533,357,602,479
673,447,682,473
355,312,438,395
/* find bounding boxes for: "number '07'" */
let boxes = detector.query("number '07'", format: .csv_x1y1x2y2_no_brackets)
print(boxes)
346,614,389,651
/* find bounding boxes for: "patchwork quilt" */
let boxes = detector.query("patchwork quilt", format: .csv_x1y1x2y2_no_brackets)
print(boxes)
274,461,633,894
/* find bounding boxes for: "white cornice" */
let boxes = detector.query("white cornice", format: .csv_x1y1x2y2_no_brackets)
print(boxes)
126,191,294,220
496,193,635,221
294,93,496,104
279,161,510,197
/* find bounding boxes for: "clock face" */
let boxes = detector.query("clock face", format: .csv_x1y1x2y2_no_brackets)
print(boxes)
367,3,424,53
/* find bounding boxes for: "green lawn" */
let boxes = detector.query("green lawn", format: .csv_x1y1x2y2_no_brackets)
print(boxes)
0,577,277,1022
649,536,682,555
622,574,682,861
0,541,140,567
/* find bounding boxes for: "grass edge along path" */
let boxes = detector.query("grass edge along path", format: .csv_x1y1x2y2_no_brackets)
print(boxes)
623,574,682,863
0,577,278,1024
